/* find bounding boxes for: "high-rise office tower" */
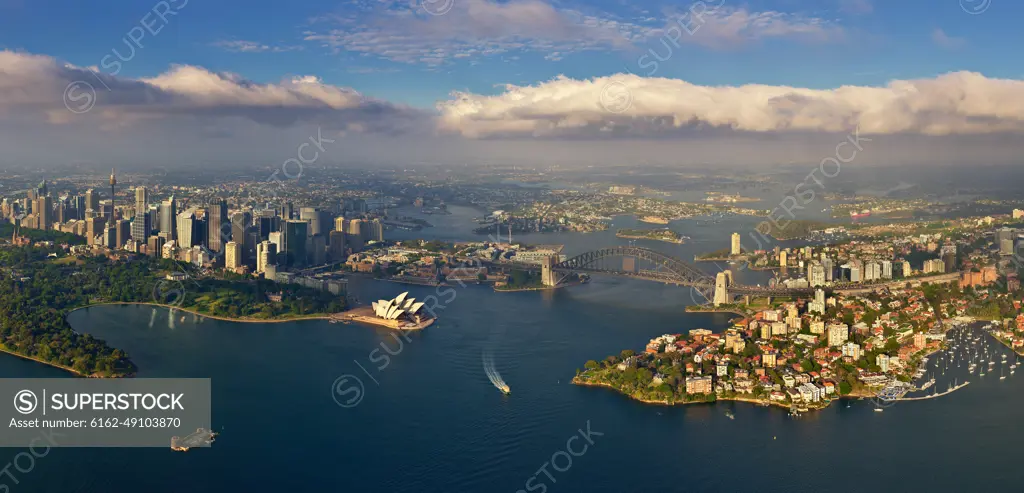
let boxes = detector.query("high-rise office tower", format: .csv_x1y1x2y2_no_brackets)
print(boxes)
368,218,384,243
104,226,117,249
207,199,230,253
131,187,150,240
258,213,278,240
730,232,741,256
257,241,277,273
85,188,99,214
329,230,347,260
147,235,165,258
177,210,195,248
86,216,106,246
160,196,177,241
115,219,131,250
309,234,326,265
35,196,52,231
300,207,321,236
281,220,308,268
72,195,85,220
268,232,283,256
225,242,243,270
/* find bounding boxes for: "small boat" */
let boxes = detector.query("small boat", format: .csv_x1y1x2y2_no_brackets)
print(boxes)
499,383,511,395
725,411,735,420
874,408,884,412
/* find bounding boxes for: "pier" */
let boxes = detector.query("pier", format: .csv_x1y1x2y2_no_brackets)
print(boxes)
898,381,970,402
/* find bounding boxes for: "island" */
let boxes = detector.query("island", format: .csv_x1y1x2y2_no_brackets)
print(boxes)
615,228,686,244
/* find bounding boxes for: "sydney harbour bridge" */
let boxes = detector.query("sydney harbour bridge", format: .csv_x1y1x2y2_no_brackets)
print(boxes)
508,245,813,305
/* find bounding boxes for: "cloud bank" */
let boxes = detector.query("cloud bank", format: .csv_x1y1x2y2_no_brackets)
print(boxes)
0,50,428,134
437,72,1024,138
2,49,1024,168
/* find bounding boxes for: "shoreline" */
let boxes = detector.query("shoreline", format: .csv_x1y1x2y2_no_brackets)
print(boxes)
685,306,747,320
572,377,828,411
71,302,337,324
0,345,126,378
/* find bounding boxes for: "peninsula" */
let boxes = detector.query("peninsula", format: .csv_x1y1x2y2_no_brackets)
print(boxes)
0,243,346,377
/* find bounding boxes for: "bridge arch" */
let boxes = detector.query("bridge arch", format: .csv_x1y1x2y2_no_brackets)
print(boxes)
555,246,716,287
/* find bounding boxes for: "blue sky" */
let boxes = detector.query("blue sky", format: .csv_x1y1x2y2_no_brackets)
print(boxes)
1,0,1019,107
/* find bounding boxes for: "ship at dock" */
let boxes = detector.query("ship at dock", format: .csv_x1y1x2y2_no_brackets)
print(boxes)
850,210,871,221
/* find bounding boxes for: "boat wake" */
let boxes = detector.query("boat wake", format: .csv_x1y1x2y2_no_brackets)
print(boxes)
482,350,511,395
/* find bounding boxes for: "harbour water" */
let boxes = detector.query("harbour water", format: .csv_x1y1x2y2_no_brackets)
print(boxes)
2,213,1023,491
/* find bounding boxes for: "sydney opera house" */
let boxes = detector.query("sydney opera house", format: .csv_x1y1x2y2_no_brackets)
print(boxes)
371,292,428,323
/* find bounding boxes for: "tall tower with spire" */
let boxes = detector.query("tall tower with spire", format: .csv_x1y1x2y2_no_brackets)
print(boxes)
109,168,117,208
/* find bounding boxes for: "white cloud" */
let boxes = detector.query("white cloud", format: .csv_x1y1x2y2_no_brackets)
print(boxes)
212,40,303,53
304,0,637,65
0,50,428,133
304,2,847,66
649,7,846,49
436,72,1024,138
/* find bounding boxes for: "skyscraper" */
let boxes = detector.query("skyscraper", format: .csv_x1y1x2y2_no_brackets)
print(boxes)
115,219,131,250
225,242,243,270
309,234,326,265
34,196,52,231
86,216,106,246
85,189,99,214
808,261,825,287
257,240,277,273
881,260,893,279
730,232,741,256
368,218,384,243
160,196,177,241
207,199,230,253
281,220,308,268
177,210,195,248
346,219,364,252
329,230,347,260
131,187,150,241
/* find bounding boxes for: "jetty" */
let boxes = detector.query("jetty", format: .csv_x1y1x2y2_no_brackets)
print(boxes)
899,381,970,402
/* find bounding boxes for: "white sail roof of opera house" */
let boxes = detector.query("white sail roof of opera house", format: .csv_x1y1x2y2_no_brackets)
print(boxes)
371,292,427,320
